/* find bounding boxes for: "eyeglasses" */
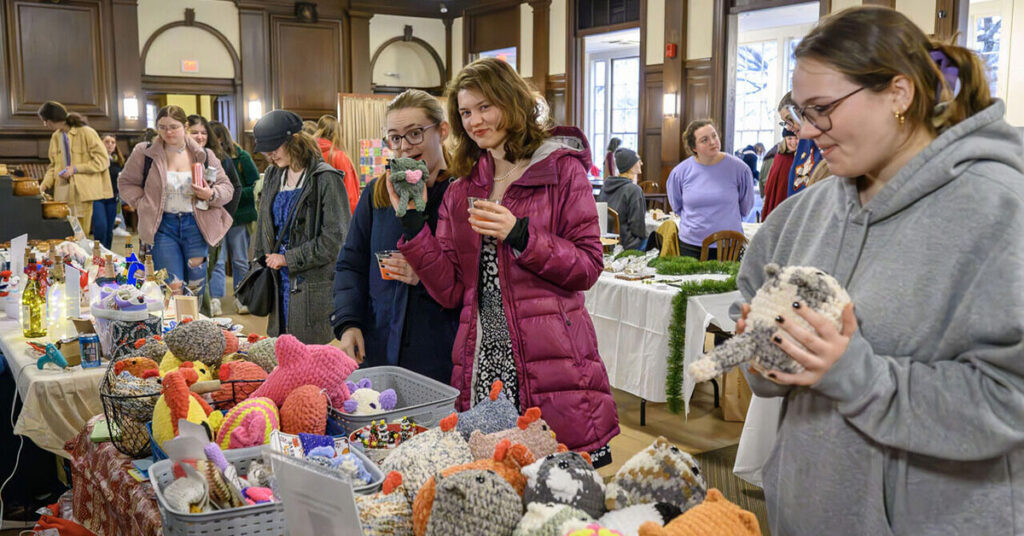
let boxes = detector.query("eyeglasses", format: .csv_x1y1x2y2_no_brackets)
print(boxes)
157,124,183,132
385,124,437,149
786,87,865,133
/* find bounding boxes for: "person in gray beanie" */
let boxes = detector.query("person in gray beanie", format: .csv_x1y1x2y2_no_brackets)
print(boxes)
596,147,647,250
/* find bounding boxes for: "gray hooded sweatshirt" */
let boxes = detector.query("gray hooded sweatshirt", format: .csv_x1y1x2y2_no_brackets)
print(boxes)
737,101,1024,535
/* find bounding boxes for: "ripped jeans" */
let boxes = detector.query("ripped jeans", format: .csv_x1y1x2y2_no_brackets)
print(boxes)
152,212,208,297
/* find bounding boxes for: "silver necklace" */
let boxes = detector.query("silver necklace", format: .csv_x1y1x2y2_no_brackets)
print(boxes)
494,160,524,182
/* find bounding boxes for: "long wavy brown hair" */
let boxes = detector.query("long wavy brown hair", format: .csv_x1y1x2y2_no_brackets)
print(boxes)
445,57,552,178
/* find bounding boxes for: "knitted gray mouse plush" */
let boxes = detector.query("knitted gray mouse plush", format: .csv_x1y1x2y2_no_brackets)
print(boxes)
689,263,852,382
389,157,429,217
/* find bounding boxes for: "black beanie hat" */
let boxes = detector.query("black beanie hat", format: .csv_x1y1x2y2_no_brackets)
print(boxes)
614,147,640,175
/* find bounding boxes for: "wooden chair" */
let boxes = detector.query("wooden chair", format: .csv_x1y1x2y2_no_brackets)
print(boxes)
700,230,747,262
607,207,620,235
639,180,662,193
639,181,668,211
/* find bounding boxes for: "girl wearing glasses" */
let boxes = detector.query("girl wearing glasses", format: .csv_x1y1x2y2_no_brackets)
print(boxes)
391,58,619,466
331,90,459,383
737,7,1024,534
119,105,233,296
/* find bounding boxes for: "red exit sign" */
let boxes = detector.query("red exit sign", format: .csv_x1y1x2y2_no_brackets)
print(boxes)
181,60,199,73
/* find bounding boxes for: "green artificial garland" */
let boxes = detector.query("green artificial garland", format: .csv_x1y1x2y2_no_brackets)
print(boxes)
646,256,740,413
614,249,646,260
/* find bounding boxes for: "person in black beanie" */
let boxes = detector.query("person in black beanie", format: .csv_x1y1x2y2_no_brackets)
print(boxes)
597,147,647,250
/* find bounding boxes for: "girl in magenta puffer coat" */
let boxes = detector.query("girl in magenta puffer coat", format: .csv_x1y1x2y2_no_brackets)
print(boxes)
392,58,619,465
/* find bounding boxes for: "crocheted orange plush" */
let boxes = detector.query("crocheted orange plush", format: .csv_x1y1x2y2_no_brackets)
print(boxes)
412,437,536,536
113,356,159,378
280,384,328,435
637,489,761,536
212,360,268,410
151,368,219,447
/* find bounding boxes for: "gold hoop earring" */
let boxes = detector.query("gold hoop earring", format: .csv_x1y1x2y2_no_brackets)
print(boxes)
894,110,905,126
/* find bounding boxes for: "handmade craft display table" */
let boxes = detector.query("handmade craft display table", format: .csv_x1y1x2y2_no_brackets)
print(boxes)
583,272,740,414
0,316,106,457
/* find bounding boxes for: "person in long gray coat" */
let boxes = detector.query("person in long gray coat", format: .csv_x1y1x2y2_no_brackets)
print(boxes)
250,110,350,344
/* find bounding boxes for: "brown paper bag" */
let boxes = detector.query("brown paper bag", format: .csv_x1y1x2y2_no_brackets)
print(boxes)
721,367,753,422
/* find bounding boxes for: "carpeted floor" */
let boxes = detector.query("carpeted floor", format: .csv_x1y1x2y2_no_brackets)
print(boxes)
695,444,771,535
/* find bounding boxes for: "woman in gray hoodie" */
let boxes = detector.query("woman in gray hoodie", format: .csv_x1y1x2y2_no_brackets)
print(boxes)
736,6,1024,535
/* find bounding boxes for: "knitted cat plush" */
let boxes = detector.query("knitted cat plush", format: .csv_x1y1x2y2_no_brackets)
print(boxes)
456,380,520,440
423,469,523,536
469,407,561,460
249,335,359,407
689,264,851,382
522,451,605,519
637,489,760,536
605,437,706,513
389,157,429,217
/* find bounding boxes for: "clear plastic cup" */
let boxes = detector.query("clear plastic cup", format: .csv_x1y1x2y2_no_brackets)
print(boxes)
375,250,399,280
467,196,484,210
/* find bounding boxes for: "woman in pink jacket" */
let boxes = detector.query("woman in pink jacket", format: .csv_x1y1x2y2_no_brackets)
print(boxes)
118,105,233,294
393,58,619,465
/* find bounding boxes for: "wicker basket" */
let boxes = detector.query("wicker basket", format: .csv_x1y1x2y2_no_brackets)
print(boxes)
326,366,459,436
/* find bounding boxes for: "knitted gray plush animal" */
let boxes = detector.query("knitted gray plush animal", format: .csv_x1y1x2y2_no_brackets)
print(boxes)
522,451,606,519
605,437,706,513
689,263,852,382
424,469,522,536
389,157,429,217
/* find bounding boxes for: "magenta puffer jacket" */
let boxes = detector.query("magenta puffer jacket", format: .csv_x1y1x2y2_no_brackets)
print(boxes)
399,127,620,453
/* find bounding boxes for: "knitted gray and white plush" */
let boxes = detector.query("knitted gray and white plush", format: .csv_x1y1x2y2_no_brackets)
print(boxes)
424,469,522,536
456,380,519,440
598,503,682,536
244,336,278,374
689,263,852,382
522,451,606,519
605,436,706,513
164,319,227,367
513,502,594,536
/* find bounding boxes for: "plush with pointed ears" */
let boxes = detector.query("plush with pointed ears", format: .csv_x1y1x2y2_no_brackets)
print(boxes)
248,335,359,407
388,157,429,217
468,407,562,460
342,378,398,415
456,380,520,440
356,471,414,535
637,489,760,536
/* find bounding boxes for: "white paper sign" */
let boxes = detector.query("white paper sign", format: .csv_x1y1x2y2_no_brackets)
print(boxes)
9,234,27,278
268,450,364,535
65,264,82,317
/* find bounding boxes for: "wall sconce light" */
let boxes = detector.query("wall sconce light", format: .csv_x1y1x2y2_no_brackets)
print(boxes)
248,99,263,122
663,92,678,117
123,96,139,121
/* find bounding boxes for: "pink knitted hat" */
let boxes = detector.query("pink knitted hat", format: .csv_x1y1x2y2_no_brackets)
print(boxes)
248,335,359,407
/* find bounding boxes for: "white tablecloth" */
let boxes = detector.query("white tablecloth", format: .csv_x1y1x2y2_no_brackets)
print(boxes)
682,291,740,414
583,272,734,408
644,214,762,244
1,317,105,458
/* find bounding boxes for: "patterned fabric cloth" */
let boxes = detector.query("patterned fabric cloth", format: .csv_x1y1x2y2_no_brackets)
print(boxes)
66,414,162,536
272,187,301,326
472,236,519,409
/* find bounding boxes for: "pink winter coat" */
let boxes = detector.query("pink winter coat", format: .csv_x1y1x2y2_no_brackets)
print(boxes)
399,127,620,453
118,137,234,246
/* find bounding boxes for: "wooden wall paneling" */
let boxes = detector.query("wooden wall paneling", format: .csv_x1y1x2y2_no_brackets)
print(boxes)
861,0,895,7
819,0,832,17
239,8,270,134
934,0,968,43
6,0,112,128
530,0,551,94
636,0,647,165
661,0,685,180
348,11,372,94
643,64,664,185
111,0,143,132
271,16,344,119
546,73,567,126
465,3,520,54
443,16,453,81
566,0,581,127
684,58,712,123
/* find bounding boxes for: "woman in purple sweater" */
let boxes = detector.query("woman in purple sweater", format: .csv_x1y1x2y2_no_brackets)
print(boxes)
666,120,754,259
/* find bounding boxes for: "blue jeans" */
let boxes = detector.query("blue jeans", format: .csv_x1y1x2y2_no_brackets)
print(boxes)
91,197,118,250
209,226,251,296
152,213,208,295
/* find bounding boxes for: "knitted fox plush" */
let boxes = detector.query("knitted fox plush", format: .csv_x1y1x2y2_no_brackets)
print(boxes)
637,489,760,536
689,264,851,382
389,157,429,217
469,407,562,460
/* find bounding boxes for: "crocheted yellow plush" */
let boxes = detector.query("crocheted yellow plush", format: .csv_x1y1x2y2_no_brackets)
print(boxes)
152,368,222,448
214,397,280,450
637,489,761,536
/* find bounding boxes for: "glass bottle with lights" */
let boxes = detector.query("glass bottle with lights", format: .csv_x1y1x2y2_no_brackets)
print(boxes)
21,255,47,338
46,248,72,340
139,255,165,324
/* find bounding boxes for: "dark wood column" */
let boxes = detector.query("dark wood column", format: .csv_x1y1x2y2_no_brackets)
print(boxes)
661,0,686,175
529,0,551,94
443,16,453,81
238,7,270,135
348,10,373,94
111,0,143,132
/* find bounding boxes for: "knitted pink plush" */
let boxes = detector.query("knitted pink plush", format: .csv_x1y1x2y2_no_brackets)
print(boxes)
244,487,274,504
248,335,359,407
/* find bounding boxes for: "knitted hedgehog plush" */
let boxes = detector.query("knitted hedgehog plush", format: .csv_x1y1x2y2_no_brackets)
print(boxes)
389,157,429,217
690,264,851,382
380,414,473,503
413,439,535,536
456,380,520,440
280,384,328,435
514,502,595,536
164,318,238,367
522,451,605,519
469,407,561,460
424,469,522,536
605,437,706,513
637,489,760,536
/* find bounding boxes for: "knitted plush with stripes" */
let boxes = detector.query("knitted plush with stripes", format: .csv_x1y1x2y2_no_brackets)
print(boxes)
249,335,359,407
455,380,519,440
522,451,605,519
423,469,522,536
605,437,706,513
380,414,472,504
513,502,595,536
412,439,535,536
637,489,760,536
468,407,561,460
215,397,280,450
355,471,414,536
